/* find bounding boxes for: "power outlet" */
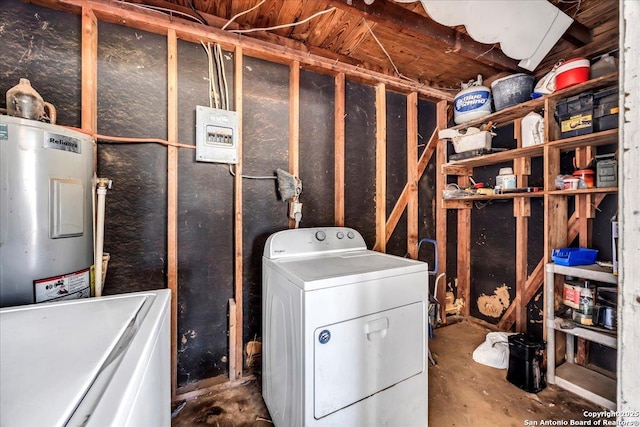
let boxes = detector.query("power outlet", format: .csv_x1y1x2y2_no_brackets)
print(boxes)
195,106,238,164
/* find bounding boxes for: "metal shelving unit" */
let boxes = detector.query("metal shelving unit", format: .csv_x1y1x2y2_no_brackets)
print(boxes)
544,263,617,409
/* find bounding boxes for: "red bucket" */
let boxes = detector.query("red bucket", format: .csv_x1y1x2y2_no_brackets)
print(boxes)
556,58,590,90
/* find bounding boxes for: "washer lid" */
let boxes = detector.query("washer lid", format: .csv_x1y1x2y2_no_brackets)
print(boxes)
266,249,428,291
0,295,147,426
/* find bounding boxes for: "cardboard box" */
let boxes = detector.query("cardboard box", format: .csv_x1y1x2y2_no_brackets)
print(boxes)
563,282,582,308
563,281,595,309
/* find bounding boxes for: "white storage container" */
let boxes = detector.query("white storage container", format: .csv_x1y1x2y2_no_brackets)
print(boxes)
451,128,494,153
521,112,544,147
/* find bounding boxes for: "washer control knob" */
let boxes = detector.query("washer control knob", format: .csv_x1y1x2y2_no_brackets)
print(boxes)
336,231,345,239
347,231,355,239
315,230,326,241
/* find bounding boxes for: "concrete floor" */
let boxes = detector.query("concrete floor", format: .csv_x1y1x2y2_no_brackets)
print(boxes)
172,320,605,426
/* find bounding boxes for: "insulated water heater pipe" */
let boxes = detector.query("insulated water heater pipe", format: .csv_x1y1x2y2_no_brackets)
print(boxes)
94,178,111,297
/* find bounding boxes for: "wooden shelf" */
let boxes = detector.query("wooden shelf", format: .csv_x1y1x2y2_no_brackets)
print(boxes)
438,73,620,338
547,186,618,196
548,129,619,151
449,98,544,131
554,363,616,410
443,191,544,202
447,72,618,131
444,145,544,170
444,129,618,173
548,72,619,102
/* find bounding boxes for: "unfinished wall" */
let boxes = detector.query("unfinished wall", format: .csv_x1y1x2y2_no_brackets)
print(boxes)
0,2,81,124
299,70,336,228
240,56,290,350
175,40,236,384
97,22,169,296
0,0,441,389
344,81,377,248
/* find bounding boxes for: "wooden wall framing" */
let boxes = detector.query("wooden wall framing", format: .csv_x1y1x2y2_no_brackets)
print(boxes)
334,73,346,226
232,47,244,381
43,0,445,394
375,84,387,252
167,29,179,399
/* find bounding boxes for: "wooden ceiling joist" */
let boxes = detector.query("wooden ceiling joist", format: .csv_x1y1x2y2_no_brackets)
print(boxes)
562,20,594,46
327,0,520,72
28,0,452,101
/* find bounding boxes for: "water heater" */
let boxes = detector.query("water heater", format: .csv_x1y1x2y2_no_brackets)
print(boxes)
0,115,94,307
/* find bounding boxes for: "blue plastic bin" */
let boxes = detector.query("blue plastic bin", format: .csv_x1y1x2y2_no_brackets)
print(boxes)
552,247,598,266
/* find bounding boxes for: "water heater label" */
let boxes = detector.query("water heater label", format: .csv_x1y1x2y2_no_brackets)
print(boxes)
44,132,82,154
0,124,7,140
34,268,91,303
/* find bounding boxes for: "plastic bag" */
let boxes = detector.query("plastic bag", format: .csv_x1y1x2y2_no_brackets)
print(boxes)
533,61,562,95
472,331,515,369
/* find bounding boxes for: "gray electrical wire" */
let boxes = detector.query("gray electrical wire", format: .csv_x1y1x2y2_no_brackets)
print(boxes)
216,44,230,110
228,165,277,180
114,1,204,24
228,7,336,34
201,41,220,109
214,44,227,110
222,0,266,30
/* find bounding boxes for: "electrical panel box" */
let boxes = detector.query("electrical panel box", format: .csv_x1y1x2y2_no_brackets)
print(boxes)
195,106,238,164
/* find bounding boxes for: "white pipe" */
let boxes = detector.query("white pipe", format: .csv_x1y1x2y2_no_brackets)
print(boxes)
434,272,446,299
91,174,97,263
94,179,110,297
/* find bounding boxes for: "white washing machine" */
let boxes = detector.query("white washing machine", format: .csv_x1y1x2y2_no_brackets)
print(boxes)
0,290,171,426
262,227,428,427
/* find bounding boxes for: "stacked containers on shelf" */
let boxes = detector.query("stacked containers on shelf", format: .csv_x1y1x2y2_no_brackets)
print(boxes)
593,86,619,132
556,91,594,139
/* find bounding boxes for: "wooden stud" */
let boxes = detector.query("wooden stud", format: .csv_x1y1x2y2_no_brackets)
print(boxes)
167,29,179,401
454,134,472,319
417,128,440,177
334,73,346,226
233,46,244,380
375,83,386,252
575,146,594,247
435,100,448,322
514,118,523,149
515,213,528,332
289,61,300,229
228,299,237,382
456,175,471,318
81,7,98,171
377,128,439,251
407,92,418,258
513,156,530,332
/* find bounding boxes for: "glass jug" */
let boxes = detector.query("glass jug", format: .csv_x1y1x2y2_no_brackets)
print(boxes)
6,78,57,124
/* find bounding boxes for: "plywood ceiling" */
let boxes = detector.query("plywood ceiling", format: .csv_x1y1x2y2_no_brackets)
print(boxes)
128,0,619,92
